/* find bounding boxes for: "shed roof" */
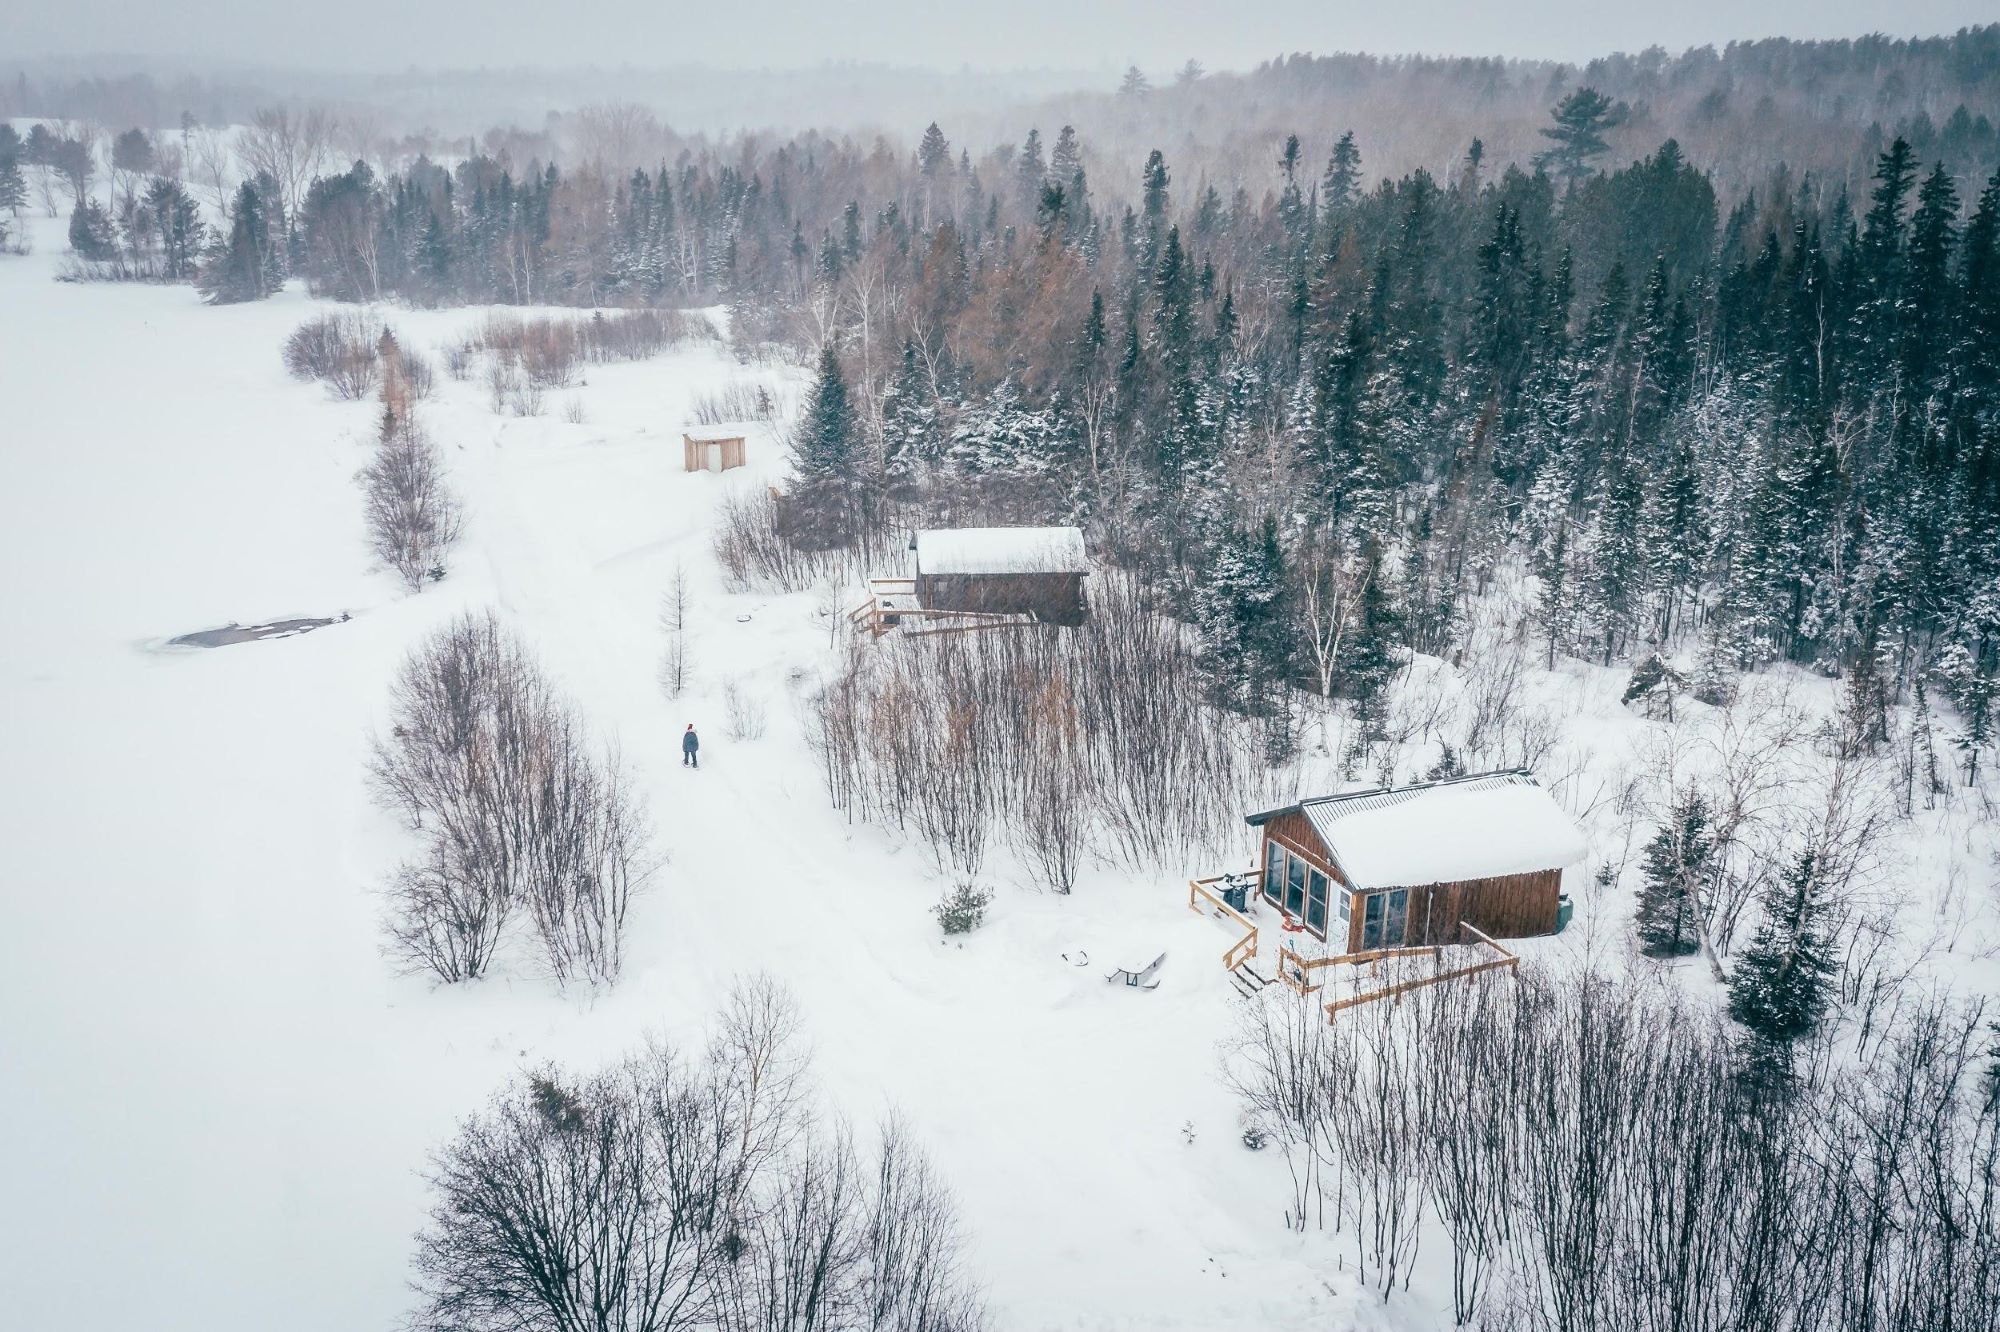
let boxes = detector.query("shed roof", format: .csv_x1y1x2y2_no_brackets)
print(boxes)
1247,771,1586,891
912,526,1090,576
684,427,749,442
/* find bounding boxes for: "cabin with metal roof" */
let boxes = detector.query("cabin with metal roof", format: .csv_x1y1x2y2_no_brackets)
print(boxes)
908,526,1090,627
1243,770,1586,952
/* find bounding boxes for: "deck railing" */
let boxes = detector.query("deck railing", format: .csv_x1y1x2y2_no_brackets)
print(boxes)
1321,922,1521,1019
847,578,1034,639
1187,872,1260,973
1277,942,1445,996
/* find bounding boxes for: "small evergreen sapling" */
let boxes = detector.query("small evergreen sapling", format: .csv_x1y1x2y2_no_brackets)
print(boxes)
933,881,991,936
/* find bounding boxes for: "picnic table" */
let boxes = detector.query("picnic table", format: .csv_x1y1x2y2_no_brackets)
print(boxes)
1106,950,1166,989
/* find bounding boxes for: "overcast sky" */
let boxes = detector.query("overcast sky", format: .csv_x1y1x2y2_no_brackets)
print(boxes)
7,0,1996,73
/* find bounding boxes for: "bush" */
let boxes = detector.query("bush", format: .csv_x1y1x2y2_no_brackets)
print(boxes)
372,612,654,986
283,311,382,400
933,881,992,935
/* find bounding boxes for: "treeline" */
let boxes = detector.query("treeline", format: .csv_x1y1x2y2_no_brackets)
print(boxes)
1039,27,2000,203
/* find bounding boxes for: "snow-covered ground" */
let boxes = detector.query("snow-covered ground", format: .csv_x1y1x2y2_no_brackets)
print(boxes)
0,211,1352,1332
5,201,1997,1332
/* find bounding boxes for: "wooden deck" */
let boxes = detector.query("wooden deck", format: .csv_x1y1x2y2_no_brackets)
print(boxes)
1186,871,1269,994
1189,867,1521,1017
848,577,1038,639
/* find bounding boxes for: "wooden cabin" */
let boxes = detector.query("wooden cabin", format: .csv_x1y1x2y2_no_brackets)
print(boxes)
684,430,747,473
1244,771,1585,953
909,527,1091,627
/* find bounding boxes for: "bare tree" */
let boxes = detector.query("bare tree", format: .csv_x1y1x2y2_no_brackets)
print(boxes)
238,104,336,220
359,408,462,592
660,562,694,698
373,613,654,987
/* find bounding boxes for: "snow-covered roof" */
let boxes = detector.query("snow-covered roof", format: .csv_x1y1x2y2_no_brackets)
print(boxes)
1249,771,1586,891
912,526,1090,576
684,426,750,441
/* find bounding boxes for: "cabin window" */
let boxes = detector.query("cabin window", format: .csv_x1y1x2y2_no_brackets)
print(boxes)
1357,889,1411,948
1360,892,1384,948
1337,889,1352,926
1285,854,1307,918
1262,840,1283,905
1306,869,1329,935
1384,889,1409,946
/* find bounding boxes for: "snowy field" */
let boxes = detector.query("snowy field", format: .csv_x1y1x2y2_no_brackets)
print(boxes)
5,195,1998,1332
0,209,1341,1332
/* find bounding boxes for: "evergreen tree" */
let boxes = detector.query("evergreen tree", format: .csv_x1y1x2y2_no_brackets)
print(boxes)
1727,851,1840,1044
790,344,863,547
0,149,25,217
1635,794,1712,957
1534,88,1624,187
66,198,116,260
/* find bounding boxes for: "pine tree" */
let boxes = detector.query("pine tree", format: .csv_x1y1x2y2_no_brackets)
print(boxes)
1635,794,1712,956
1534,87,1623,188
1727,851,1839,1044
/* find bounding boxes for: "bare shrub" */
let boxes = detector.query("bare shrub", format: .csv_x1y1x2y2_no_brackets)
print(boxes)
562,396,588,425
283,310,381,399
359,409,463,592
413,984,984,1332
808,577,1292,879
1227,972,2000,1332
372,612,655,987
474,309,714,386
724,681,768,741
442,339,476,380
714,489,852,593
692,378,784,425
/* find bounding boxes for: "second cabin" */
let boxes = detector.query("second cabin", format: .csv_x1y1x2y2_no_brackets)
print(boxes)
909,526,1091,627
1245,770,1586,952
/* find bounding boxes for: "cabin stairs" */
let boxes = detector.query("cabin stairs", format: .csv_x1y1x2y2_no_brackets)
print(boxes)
1229,959,1275,998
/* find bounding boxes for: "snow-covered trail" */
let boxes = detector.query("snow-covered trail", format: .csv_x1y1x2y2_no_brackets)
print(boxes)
0,214,1368,1331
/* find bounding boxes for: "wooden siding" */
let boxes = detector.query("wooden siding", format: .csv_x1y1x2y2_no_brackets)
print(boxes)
914,571,1087,626
1386,868,1562,947
1262,811,1335,876
683,434,746,472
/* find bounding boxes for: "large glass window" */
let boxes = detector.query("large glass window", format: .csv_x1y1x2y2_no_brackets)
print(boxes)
1361,892,1384,949
1285,853,1307,918
1262,839,1283,905
1384,889,1409,947
1306,869,1329,935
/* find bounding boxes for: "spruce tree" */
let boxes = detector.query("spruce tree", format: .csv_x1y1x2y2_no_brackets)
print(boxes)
1635,794,1712,957
1727,851,1840,1044
791,344,861,547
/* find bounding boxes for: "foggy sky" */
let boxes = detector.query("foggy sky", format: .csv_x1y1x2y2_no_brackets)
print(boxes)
6,0,1996,74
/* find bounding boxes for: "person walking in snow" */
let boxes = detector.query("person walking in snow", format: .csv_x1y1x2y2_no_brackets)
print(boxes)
682,723,700,768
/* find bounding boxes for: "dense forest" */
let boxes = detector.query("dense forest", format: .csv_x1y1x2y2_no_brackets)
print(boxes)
8,27,2000,773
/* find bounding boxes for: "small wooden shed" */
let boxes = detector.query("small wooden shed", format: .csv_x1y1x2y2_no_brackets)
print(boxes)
684,430,747,473
1244,771,1585,952
909,526,1091,627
